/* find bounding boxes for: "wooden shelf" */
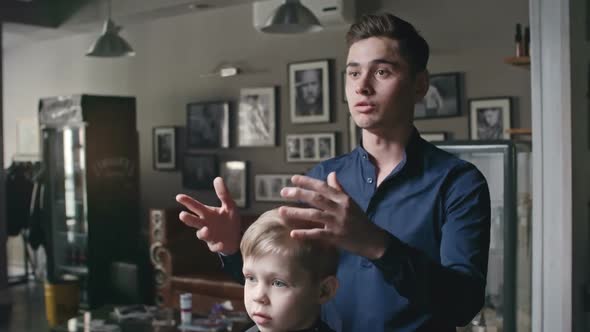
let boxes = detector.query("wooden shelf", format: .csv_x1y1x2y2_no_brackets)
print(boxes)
506,128,532,135
504,56,530,67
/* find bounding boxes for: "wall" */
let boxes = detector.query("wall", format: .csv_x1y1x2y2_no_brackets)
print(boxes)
2,0,531,218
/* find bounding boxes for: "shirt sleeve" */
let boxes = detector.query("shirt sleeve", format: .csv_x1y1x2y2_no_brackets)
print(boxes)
371,163,491,326
218,251,245,285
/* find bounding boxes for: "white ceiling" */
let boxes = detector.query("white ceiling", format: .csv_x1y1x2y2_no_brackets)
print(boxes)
2,0,259,50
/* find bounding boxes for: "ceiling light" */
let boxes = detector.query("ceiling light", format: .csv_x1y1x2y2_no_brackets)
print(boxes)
261,0,322,34
86,0,135,57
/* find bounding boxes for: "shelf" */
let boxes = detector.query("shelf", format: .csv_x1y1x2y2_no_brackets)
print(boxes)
506,128,532,135
60,264,88,275
58,231,88,239
504,56,530,67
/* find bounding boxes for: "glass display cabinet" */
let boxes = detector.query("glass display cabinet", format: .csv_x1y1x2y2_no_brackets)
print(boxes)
437,141,532,332
39,95,141,308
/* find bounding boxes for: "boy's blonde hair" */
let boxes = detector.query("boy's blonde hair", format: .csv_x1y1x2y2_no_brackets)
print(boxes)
240,209,339,280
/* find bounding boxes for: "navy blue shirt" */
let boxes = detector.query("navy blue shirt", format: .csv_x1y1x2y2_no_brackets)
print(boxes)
222,128,490,332
311,129,490,332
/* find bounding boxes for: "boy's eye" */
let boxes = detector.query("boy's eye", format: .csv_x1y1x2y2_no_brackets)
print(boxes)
272,280,287,288
244,275,256,283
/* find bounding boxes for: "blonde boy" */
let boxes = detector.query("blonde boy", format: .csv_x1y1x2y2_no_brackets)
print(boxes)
240,209,339,332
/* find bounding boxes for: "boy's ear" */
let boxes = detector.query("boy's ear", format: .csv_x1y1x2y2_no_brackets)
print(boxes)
318,276,339,304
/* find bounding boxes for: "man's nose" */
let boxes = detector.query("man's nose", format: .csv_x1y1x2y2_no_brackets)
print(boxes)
355,74,374,95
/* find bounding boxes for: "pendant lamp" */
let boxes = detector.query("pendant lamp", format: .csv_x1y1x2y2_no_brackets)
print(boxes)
86,0,135,57
261,0,323,34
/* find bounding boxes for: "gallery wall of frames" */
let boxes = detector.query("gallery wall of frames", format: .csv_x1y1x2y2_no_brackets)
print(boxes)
152,59,523,209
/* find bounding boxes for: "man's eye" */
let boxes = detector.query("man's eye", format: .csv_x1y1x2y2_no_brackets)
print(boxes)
272,280,287,287
347,71,360,78
376,69,390,76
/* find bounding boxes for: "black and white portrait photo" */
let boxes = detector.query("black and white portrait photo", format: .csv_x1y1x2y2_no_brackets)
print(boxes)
153,127,177,170
238,87,276,147
302,137,315,159
220,161,247,208
289,60,331,123
186,101,229,149
182,154,218,190
286,136,301,160
469,97,512,140
255,174,293,202
318,136,332,159
286,133,336,162
414,72,461,119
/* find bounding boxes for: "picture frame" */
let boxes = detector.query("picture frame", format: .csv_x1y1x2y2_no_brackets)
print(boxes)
186,101,229,149
182,154,218,190
469,97,512,140
421,132,448,142
286,133,336,163
254,174,294,202
349,116,361,151
414,72,462,119
153,126,177,170
289,59,331,123
220,161,248,208
238,87,277,147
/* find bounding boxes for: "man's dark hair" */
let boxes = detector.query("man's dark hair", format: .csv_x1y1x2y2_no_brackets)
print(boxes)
346,13,429,74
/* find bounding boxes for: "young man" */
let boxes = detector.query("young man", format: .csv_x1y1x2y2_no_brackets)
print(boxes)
240,209,338,332
176,13,490,332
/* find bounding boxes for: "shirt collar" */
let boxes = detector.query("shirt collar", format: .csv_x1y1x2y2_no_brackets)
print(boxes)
353,126,423,175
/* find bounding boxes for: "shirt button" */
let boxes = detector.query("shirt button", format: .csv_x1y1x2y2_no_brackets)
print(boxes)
367,178,373,184
362,154,367,159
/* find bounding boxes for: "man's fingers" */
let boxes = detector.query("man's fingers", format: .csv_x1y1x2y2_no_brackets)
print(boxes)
176,194,208,217
196,226,210,241
179,211,205,229
327,172,344,191
278,206,333,227
213,177,236,210
280,187,338,211
290,175,340,197
290,228,329,241
208,241,223,253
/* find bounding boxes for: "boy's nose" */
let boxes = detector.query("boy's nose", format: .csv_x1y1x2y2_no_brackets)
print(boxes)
252,286,269,304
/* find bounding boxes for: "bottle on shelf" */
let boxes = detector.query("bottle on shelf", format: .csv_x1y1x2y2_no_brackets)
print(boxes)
514,23,524,57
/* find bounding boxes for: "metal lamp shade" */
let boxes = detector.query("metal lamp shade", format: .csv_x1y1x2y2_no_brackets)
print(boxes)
261,0,322,34
86,19,135,57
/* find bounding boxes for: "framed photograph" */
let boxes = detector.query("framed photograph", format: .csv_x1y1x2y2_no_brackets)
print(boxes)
289,60,331,123
186,101,229,149
153,126,177,170
238,87,277,147
348,116,361,151
220,161,247,208
414,72,461,119
421,132,448,142
255,174,294,202
182,154,217,190
469,97,512,140
286,133,336,163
